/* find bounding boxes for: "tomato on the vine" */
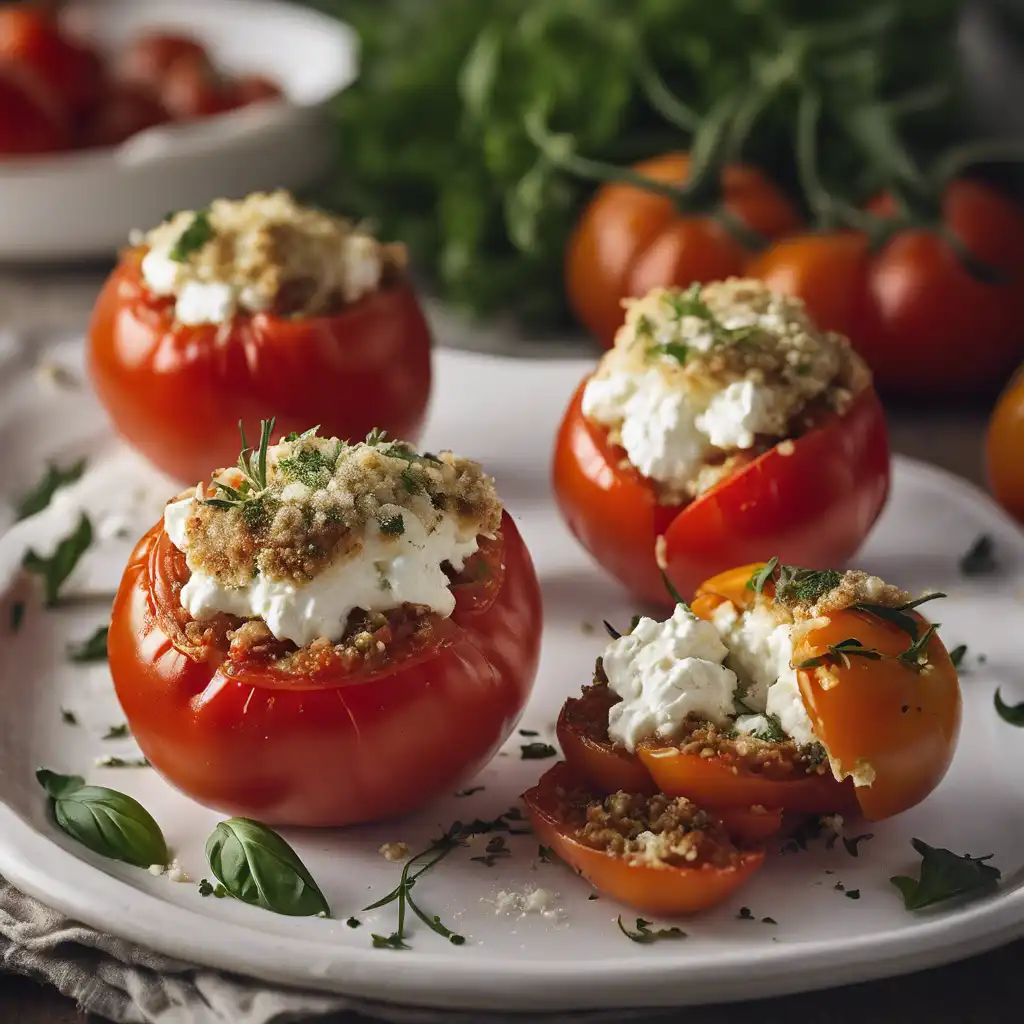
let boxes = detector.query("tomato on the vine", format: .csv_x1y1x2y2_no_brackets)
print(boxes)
109,511,541,827
88,248,433,485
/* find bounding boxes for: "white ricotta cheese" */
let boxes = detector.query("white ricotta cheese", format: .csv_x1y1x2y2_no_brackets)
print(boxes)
490,886,562,921
164,494,481,648
696,379,783,450
603,604,738,752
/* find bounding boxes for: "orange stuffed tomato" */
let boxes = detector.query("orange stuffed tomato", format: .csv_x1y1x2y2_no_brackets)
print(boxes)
523,762,764,916
553,278,890,605
108,424,541,826
89,191,432,485
557,560,960,822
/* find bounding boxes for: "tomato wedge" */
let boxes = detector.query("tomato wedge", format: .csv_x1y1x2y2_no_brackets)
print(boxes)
552,377,889,606
524,763,764,916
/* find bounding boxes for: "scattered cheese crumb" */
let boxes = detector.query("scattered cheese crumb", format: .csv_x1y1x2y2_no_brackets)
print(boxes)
379,842,409,862
488,886,563,921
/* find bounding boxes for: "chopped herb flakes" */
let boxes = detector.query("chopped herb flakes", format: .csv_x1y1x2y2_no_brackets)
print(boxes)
470,836,510,867
60,708,78,726
68,626,109,663
537,845,554,863
798,638,883,671
23,513,93,606
198,879,228,898
588,893,599,901
15,459,86,521
95,756,150,768
10,601,25,632
346,917,361,928
960,535,996,576
761,917,777,925
648,341,689,364
844,890,861,900
994,689,1024,727
168,209,214,262
520,742,557,760
455,786,485,798
749,713,786,743
843,834,874,858
890,838,1000,910
518,729,539,737
617,916,687,943
102,724,131,741
378,512,405,536
949,644,967,670
737,907,755,920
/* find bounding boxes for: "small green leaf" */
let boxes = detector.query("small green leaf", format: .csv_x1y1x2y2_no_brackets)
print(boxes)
102,724,130,741
36,768,167,868
520,742,557,760
205,817,330,917
660,568,689,610
648,341,689,364
617,915,687,943
949,644,967,669
68,625,109,663
890,838,1001,910
537,844,555,863
775,566,842,605
747,558,778,593
15,460,87,521
95,756,149,768
995,689,1024,727
168,210,214,262
346,916,361,928
843,834,874,857
378,513,405,536
23,513,93,607
960,534,996,576
60,708,78,726
844,889,861,900
602,620,622,640
737,906,755,920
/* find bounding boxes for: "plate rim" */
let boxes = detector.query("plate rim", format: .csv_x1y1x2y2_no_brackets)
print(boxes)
1,450,1024,1010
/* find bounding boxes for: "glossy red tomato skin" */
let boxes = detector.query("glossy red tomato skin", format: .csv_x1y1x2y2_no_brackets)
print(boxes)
552,376,891,605
0,65,68,154
115,32,209,90
79,82,168,148
88,249,433,484
109,511,542,826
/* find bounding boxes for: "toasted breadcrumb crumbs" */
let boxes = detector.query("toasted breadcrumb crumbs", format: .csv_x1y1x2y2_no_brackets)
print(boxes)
143,191,406,319
180,432,502,588
379,842,410,862
764,567,911,621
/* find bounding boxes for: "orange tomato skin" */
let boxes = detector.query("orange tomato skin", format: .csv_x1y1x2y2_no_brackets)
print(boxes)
694,562,962,821
986,370,1024,523
88,249,432,484
552,377,890,606
109,512,542,827
567,153,801,348
524,763,764,916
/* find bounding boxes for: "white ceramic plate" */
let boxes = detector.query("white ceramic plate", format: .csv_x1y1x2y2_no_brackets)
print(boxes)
1,339,1023,1013
0,0,356,260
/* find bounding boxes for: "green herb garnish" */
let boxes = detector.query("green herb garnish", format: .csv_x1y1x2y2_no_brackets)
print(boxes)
168,210,214,262
897,623,938,672
844,889,861,900
537,844,555,863
603,620,622,640
648,342,689,364
762,916,777,925
747,558,778,593
60,708,78,726
949,644,967,669
277,446,336,488
346,916,361,928
95,756,149,768
37,768,167,867
205,817,329,917
520,742,557,760
378,512,405,536
617,916,687,943
202,418,277,518
455,786,485,797
470,836,510,866
890,838,1000,910
775,565,842,605
197,878,228,898
737,906,755,920
798,637,884,671
15,459,86,521
749,714,786,743
23,513,93,606
660,568,689,610
843,834,873,858
995,689,1024,727
68,625,109,663
960,534,996,576
852,593,945,640
102,724,130,741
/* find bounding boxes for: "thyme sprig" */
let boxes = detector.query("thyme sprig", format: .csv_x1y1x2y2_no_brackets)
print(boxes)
797,637,884,670
201,418,276,514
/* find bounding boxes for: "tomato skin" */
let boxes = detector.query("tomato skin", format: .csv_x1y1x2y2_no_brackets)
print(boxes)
0,64,68,154
694,562,962,821
79,82,168,149
88,249,433,485
524,762,764,916
115,32,209,90
159,55,234,121
552,376,890,605
109,511,542,827
987,370,1024,523
567,153,802,348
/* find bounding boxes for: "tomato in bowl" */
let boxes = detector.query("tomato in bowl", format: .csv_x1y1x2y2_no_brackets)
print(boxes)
88,191,432,485
552,278,890,604
108,423,542,826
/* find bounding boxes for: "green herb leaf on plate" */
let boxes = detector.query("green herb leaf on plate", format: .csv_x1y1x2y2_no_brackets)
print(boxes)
15,460,87,521
995,689,1024,727
102,724,130,741
60,708,78,726
959,534,996,576
617,915,687,943
23,513,93,607
949,644,967,670
205,817,330,917
69,625,109,663
520,741,557,760
36,768,167,867
890,838,1000,910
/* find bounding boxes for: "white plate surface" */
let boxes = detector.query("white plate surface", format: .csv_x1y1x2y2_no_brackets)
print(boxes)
1,341,1023,1013
0,0,356,260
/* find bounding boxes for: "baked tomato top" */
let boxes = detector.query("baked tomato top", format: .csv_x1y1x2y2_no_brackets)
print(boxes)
553,279,890,604
108,427,542,827
88,193,432,485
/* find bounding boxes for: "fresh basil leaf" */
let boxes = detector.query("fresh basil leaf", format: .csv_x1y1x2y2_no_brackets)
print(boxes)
36,768,167,868
890,838,1000,910
959,534,996,576
15,460,87,521
205,817,330,917
68,626,109,663
23,513,93,606
995,689,1024,727
168,210,214,262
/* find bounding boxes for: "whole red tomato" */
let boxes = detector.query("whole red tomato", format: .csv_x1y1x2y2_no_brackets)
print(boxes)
552,377,891,605
750,180,1024,396
0,4,103,117
79,82,168,149
158,55,235,121
88,248,433,485
228,74,283,110
109,511,542,826
566,153,802,348
115,32,209,90
0,64,67,154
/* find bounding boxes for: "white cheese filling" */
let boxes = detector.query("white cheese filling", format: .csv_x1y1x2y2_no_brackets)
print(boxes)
164,495,480,648
582,370,787,487
601,600,821,753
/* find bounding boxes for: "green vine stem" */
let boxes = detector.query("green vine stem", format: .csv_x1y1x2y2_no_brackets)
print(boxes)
634,49,700,134
931,138,1024,190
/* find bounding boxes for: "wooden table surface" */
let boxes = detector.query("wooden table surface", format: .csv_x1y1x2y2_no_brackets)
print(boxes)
0,263,1018,1023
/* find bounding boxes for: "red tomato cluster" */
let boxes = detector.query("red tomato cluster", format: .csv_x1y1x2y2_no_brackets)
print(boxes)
0,4,282,156
568,154,1024,398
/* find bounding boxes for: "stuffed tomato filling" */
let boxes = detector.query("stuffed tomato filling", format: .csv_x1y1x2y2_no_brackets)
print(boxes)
581,278,871,502
138,190,408,326
584,565,930,789
159,423,503,675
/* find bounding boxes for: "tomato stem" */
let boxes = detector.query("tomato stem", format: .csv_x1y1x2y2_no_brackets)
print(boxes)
634,49,700,135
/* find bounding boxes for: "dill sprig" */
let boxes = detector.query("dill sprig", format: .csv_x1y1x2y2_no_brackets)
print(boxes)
201,418,276,514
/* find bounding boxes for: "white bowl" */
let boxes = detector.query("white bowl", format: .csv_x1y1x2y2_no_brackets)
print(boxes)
0,0,357,261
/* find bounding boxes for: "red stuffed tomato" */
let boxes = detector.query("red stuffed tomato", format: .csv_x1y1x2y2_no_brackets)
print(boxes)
552,280,890,604
88,196,432,485
109,431,541,826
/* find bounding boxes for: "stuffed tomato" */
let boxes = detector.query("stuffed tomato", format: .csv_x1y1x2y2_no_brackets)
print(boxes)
553,278,890,605
108,424,542,826
89,191,432,484
556,560,961,823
